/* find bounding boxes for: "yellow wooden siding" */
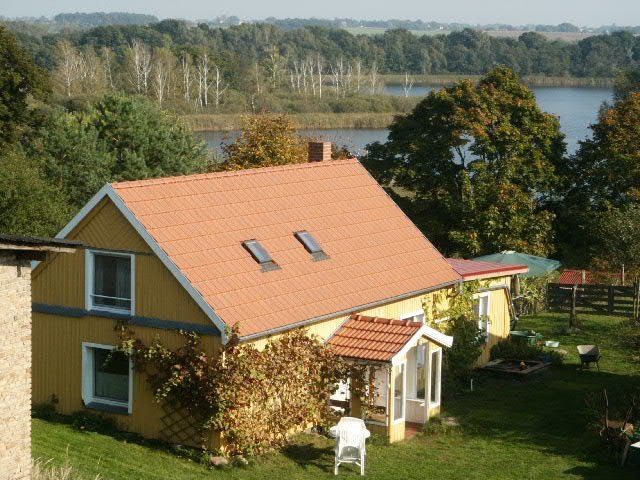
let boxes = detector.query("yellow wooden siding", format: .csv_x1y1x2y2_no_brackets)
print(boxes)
33,198,214,327
249,293,429,350
32,312,221,441
477,277,512,366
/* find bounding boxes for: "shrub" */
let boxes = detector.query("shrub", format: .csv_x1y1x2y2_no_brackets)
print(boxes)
118,326,357,456
70,411,118,433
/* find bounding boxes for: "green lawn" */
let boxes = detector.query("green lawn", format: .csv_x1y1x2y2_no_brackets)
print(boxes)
33,312,640,479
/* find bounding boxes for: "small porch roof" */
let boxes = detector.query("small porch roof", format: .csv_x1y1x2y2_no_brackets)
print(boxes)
327,314,453,363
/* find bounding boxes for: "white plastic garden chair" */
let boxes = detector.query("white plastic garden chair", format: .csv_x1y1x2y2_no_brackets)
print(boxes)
331,417,370,476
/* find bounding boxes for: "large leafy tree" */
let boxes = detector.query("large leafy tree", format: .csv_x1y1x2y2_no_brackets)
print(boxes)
363,66,566,257
0,26,49,145
0,146,71,236
558,92,640,266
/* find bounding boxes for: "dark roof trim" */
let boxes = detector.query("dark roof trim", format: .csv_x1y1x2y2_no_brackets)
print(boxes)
0,233,82,253
33,303,221,336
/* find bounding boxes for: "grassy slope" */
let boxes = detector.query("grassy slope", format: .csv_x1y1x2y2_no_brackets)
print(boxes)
33,312,639,479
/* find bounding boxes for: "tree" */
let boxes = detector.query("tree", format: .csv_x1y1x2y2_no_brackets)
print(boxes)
0,146,71,236
613,68,640,102
30,110,114,209
557,92,640,265
363,66,566,257
591,206,640,274
218,114,308,170
0,26,49,145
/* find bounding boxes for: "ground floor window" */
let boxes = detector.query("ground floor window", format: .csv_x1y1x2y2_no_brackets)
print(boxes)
430,349,442,407
393,364,405,422
416,344,427,399
82,343,132,413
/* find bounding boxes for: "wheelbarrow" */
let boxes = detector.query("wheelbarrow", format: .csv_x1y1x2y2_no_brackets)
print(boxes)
577,345,601,370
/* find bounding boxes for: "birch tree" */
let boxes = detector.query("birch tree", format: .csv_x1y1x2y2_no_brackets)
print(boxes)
213,65,227,108
55,40,81,97
102,47,115,90
180,54,193,102
369,61,379,95
402,72,414,97
152,49,175,105
127,39,152,94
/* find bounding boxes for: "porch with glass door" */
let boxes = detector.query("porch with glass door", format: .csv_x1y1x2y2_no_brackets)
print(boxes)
327,314,453,443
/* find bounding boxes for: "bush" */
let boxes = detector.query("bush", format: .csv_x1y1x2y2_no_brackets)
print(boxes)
442,315,484,390
70,411,118,433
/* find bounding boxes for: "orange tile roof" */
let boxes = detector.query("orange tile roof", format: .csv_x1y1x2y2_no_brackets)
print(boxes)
447,258,528,280
112,159,461,338
327,314,424,362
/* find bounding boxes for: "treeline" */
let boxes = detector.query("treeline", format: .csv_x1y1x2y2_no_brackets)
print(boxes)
53,12,158,27
4,21,637,116
13,20,640,77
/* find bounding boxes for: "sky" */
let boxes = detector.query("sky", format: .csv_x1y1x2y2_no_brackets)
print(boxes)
2,0,640,27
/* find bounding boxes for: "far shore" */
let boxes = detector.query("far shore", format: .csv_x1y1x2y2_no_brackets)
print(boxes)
182,112,399,132
183,75,613,132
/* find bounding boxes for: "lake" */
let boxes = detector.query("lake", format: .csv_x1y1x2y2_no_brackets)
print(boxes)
199,86,613,157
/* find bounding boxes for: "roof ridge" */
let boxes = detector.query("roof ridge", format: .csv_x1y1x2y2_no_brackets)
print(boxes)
112,158,360,190
349,314,423,328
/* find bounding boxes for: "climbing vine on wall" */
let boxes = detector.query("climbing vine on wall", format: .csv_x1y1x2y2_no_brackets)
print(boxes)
116,324,372,456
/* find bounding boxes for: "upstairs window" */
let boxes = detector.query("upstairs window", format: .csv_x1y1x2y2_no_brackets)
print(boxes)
294,230,328,260
86,250,135,314
242,239,280,271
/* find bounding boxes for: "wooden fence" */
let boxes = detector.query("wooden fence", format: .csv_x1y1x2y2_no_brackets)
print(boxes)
547,283,640,318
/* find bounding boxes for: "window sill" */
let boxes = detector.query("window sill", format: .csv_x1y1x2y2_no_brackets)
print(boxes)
85,402,130,415
89,306,133,316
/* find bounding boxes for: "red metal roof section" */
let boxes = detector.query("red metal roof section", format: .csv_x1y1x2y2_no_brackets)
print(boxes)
447,258,528,280
112,159,460,338
559,269,623,285
327,314,423,362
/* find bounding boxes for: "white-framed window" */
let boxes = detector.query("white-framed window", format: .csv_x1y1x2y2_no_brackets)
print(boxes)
415,344,427,400
429,348,442,407
82,343,133,414
473,293,491,344
401,310,426,323
86,250,135,314
393,363,406,423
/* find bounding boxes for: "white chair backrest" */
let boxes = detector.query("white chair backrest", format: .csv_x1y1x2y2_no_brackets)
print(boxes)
336,417,366,451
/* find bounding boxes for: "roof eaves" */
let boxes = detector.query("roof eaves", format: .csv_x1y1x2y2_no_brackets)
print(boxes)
238,278,462,343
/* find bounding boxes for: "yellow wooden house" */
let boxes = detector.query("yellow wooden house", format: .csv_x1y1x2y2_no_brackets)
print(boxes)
32,154,526,445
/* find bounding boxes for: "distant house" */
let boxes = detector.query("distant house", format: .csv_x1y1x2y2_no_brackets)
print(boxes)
0,234,78,480
32,145,525,445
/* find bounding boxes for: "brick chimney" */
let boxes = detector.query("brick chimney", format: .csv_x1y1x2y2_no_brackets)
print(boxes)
308,141,332,162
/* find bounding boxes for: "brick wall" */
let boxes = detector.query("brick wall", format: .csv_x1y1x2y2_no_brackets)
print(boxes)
0,253,32,479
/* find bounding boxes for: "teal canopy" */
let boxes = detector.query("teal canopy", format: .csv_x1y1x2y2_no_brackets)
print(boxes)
472,251,561,278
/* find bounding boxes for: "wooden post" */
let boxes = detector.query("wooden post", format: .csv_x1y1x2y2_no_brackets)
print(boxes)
569,284,578,328
608,285,614,315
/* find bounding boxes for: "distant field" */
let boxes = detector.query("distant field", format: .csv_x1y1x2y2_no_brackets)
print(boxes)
345,26,596,42
345,27,450,37
485,30,597,42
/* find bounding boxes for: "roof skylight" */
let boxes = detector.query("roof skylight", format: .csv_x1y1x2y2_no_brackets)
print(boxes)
294,230,328,260
242,239,280,271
